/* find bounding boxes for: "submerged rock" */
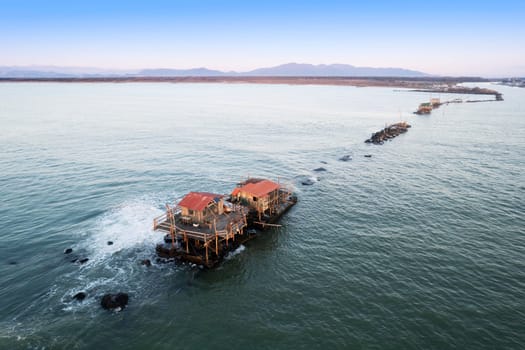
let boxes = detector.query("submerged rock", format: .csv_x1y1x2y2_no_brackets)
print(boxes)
79,258,89,264
73,292,86,301
8,261,17,265
101,293,129,311
301,179,315,186
320,161,328,164
339,155,352,161
313,167,327,172
64,248,73,254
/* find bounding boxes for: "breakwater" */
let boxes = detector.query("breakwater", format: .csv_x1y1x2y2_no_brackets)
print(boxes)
365,122,411,144
413,86,503,101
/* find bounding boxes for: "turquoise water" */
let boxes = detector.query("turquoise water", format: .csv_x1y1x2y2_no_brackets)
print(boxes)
0,82,523,349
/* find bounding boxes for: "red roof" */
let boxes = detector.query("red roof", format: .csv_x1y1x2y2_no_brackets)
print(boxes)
178,192,223,211
232,180,280,198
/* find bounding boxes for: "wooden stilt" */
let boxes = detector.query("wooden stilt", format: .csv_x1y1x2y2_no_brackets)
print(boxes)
205,243,209,266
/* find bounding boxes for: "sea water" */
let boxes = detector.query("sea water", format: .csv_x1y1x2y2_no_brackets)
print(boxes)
0,82,523,349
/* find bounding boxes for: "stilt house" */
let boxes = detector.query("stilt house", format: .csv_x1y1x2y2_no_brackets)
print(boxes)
231,179,282,219
178,192,224,225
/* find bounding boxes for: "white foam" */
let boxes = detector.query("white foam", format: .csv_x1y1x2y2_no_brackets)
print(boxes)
225,244,246,260
83,198,164,261
57,197,168,311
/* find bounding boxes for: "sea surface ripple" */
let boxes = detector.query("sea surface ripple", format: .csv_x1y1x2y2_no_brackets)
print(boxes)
0,82,524,349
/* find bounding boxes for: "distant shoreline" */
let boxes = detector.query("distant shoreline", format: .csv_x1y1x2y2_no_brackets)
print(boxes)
0,76,489,89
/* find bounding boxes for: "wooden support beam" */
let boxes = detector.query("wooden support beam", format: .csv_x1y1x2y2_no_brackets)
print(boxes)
253,221,282,228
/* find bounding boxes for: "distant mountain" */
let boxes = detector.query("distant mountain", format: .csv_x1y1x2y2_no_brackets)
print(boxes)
0,66,135,78
138,63,427,77
244,63,428,77
0,69,73,78
137,67,227,77
0,63,429,78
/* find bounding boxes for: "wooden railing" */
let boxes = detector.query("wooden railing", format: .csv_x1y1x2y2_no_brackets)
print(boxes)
153,213,167,230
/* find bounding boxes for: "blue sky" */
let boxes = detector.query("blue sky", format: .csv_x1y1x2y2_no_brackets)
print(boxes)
1,0,524,76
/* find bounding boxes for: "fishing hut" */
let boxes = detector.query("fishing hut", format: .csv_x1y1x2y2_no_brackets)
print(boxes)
414,102,433,115
230,178,297,228
153,192,249,267
430,98,441,108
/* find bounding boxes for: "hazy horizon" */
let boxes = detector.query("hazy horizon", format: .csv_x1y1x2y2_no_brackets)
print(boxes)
1,1,524,77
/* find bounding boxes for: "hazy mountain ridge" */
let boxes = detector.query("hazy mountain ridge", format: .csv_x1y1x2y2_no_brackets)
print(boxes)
243,63,427,77
0,63,429,78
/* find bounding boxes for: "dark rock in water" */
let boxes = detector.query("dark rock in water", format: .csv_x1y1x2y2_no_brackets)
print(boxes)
8,261,17,265
141,259,151,267
64,248,73,254
79,258,89,264
320,161,328,164
101,293,129,310
313,167,327,172
73,292,86,301
364,154,372,158
107,241,113,246
302,179,315,186
71,258,78,263
339,155,352,161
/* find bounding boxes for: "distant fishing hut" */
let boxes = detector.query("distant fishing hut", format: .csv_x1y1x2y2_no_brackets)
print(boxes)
153,192,249,267
414,102,433,115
